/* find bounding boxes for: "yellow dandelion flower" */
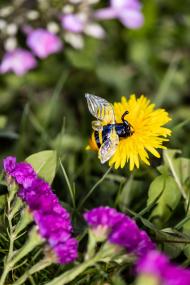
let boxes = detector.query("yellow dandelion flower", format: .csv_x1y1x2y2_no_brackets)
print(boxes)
87,94,172,171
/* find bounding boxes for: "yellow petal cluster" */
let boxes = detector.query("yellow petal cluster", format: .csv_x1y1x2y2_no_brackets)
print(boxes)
88,95,172,171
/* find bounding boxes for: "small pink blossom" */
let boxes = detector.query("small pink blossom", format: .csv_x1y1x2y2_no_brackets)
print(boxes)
137,250,190,285
61,14,85,33
61,13,105,39
95,0,144,29
0,48,37,75
27,28,62,58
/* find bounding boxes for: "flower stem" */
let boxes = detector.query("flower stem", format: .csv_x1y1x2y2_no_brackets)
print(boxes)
78,167,112,209
0,185,17,285
9,227,43,268
44,256,99,285
44,242,130,285
12,258,52,285
164,151,188,200
0,227,43,285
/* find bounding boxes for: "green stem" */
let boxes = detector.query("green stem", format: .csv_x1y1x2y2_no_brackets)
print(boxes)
9,227,43,268
59,159,76,208
0,267,9,285
13,206,33,236
44,256,99,285
164,151,188,200
0,228,43,285
78,167,112,209
44,242,129,285
84,229,97,261
0,185,17,285
7,199,14,262
12,258,52,285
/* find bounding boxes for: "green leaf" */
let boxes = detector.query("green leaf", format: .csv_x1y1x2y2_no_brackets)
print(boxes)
163,149,190,185
0,116,7,128
135,274,159,285
66,38,98,70
96,64,130,90
163,149,190,199
26,150,57,184
112,274,126,285
182,217,190,258
0,194,5,211
163,238,183,259
147,175,181,226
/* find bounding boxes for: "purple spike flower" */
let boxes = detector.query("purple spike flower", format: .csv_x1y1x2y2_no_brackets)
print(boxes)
84,206,124,228
3,156,78,264
0,48,37,75
136,250,190,285
53,238,78,264
3,157,37,188
27,28,62,58
95,0,144,29
3,156,16,174
84,207,155,257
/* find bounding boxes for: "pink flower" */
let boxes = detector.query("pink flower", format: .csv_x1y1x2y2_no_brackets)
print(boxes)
136,250,190,285
95,0,144,29
84,206,155,257
61,14,85,33
0,48,37,75
27,29,62,58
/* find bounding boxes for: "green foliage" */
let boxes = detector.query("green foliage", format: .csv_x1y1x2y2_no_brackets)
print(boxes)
26,150,57,184
147,175,181,226
66,38,99,70
0,0,190,284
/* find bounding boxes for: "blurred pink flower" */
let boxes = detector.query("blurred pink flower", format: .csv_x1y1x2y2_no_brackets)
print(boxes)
137,250,190,285
0,48,37,76
95,0,144,29
61,14,85,33
61,13,105,40
27,28,63,58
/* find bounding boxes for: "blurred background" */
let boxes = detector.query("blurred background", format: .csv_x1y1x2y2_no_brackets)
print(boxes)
0,0,190,213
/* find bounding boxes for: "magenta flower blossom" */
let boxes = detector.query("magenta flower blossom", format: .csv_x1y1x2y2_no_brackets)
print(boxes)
27,29,62,58
53,238,78,264
61,14,85,33
0,48,37,75
84,206,155,257
3,156,16,173
95,0,144,29
3,156,37,188
84,206,124,228
137,250,190,285
3,156,78,264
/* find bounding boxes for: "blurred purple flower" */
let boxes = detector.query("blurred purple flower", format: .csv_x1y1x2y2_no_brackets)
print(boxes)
61,12,105,40
95,0,144,29
3,156,78,264
0,48,37,75
84,206,124,228
11,162,37,188
3,156,16,174
3,157,37,188
135,230,155,257
27,29,62,58
137,250,190,285
84,206,155,257
61,14,85,33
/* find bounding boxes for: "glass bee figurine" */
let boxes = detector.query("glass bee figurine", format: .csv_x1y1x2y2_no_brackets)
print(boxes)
85,94,134,163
